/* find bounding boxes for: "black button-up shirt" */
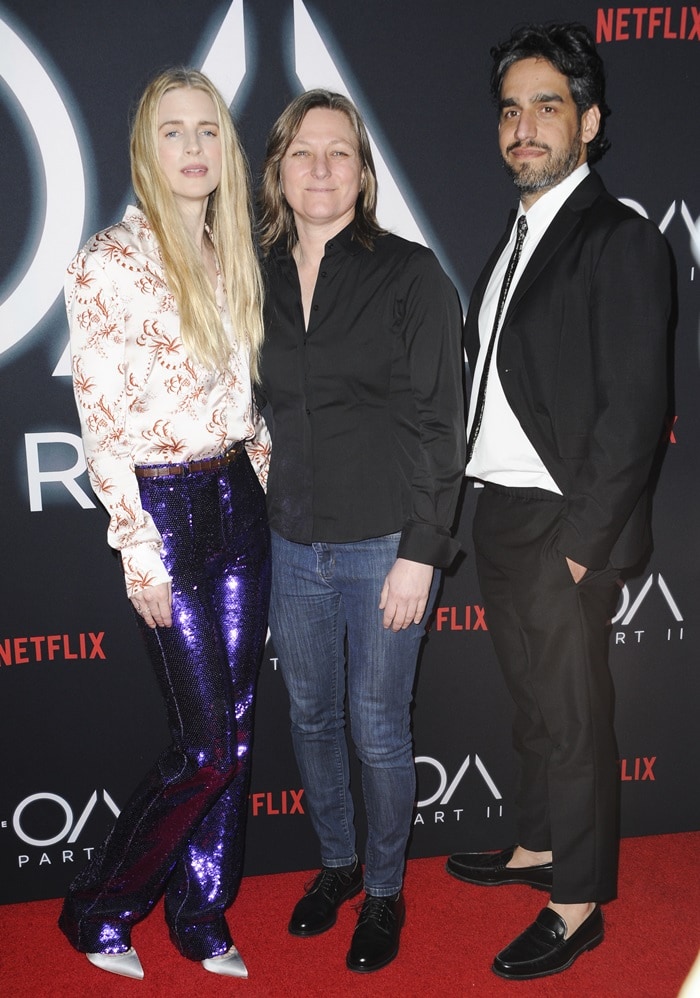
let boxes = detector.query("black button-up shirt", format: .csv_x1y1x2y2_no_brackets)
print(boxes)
259,223,465,567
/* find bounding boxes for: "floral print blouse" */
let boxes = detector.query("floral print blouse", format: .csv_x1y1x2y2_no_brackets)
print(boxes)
67,205,270,596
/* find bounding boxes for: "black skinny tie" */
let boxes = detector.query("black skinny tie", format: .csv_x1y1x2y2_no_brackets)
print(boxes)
466,214,528,463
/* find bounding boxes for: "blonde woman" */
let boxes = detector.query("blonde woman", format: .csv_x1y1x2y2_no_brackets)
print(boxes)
58,68,270,981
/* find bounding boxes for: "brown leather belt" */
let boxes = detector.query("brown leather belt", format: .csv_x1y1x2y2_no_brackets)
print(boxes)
134,441,244,479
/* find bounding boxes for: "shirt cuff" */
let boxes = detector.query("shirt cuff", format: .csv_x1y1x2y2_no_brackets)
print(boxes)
121,546,171,598
397,520,462,568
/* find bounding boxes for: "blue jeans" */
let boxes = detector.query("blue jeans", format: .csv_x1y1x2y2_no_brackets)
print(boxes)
269,530,439,896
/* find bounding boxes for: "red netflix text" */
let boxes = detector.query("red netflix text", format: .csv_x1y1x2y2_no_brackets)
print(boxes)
619,756,656,781
0,632,106,666
432,606,488,632
597,7,700,42
250,789,305,816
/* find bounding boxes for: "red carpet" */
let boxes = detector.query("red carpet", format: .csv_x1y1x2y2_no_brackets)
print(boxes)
2,832,698,997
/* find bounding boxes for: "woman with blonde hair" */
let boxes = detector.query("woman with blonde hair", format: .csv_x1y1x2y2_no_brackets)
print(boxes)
58,68,270,981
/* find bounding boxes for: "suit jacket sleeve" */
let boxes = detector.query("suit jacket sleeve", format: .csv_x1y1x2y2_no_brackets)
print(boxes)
556,215,672,569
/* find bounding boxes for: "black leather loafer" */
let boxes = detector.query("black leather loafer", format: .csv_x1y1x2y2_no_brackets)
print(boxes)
492,905,604,979
346,892,405,973
288,859,362,936
446,846,552,890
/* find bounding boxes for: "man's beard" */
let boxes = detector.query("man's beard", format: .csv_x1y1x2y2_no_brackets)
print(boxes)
503,131,582,197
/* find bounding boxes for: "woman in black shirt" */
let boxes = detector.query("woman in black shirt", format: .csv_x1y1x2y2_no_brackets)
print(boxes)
258,90,465,973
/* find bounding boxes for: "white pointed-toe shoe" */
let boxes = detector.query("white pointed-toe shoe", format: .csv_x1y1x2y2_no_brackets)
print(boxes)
86,947,144,979
201,944,248,978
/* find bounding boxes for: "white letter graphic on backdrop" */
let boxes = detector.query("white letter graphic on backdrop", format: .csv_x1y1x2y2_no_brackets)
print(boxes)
200,0,246,103
25,432,95,511
293,0,428,247
0,16,85,359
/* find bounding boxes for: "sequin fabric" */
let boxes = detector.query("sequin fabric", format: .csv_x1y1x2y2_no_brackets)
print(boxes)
59,452,270,961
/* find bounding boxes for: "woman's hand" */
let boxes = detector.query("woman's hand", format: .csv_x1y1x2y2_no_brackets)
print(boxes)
379,558,434,632
130,582,172,629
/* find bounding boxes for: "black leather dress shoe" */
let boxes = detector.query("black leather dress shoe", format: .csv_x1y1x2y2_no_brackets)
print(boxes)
492,906,604,979
446,846,552,890
288,859,362,936
346,892,405,973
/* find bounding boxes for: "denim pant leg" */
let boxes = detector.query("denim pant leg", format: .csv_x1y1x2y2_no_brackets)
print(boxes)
269,532,357,870
338,535,439,896
270,530,439,896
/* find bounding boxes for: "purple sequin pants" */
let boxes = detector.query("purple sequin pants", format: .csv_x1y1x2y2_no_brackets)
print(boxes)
59,451,270,961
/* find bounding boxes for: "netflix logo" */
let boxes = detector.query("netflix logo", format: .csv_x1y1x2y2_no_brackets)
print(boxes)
431,606,488,632
0,632,106,666
597,7,700,42
619,756,657,781
249,789,305,817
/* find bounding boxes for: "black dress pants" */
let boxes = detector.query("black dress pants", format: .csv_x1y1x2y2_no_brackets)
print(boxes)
474,485,621,903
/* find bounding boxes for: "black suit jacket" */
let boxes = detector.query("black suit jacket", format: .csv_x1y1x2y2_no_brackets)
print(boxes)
465,171,672,570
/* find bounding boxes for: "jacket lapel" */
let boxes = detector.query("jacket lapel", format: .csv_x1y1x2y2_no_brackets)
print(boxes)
503,171,605,321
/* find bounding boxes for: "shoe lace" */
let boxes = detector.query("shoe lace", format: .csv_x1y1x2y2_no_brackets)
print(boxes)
306,864,356,900
355,895,394,932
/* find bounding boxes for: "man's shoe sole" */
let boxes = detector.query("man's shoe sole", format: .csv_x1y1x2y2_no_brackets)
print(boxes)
492,933,603,979
445,859,551,891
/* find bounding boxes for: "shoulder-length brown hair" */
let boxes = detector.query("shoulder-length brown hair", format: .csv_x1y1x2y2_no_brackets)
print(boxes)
130,67,264,375
258,89,385,255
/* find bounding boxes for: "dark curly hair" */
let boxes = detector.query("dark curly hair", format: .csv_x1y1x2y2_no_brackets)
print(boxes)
490,22,611,163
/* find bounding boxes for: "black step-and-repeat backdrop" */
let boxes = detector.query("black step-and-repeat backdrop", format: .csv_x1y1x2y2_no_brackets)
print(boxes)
1,0,698,905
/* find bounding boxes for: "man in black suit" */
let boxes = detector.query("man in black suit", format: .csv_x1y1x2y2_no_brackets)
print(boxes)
446,23,672,980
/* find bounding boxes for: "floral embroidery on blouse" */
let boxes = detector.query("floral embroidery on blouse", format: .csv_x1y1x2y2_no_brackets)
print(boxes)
67,205,270,597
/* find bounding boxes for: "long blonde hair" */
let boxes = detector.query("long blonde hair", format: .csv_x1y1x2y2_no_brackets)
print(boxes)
130,68,264,376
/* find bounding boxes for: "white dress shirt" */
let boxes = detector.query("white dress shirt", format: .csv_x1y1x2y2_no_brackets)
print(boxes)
466,163,590,491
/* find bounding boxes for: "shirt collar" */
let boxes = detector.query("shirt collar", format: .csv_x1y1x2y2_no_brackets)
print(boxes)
327,220,362,256
519,162,590,238
272,219,363,263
